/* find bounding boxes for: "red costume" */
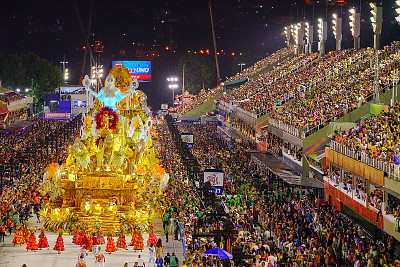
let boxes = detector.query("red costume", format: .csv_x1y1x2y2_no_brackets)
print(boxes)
12,230,25,245
72,230,79,244
26,234,38,251
134,233,144,251
80,235,91,251
147,232,158,246
128,231,137,246
53,235,65,252
105,236,117,253
116,234,127,249
38,233,49,249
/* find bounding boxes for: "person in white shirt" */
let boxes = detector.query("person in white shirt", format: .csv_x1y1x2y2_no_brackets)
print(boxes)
136,255,145,267
148,244,155,267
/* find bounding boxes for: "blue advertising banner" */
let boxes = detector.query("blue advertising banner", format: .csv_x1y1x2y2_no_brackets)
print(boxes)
111,61,151,82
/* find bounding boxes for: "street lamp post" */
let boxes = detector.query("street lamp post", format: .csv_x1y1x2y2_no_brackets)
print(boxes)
167,77,179,108
317,18,327,56
332,14,342,51
349,9,361,49
370,3,383,51
238,63,245,72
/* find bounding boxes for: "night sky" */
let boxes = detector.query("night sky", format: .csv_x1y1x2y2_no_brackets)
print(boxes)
1,0,399,108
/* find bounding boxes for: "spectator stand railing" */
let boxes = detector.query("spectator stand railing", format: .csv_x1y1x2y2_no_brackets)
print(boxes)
268,118,303,139
235,106,257,126
330,140,400,181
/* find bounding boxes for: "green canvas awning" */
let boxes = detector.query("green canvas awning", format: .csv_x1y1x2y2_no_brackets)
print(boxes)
223,78,248,87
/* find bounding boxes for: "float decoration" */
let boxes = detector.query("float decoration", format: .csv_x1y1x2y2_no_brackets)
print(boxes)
40,66,168,234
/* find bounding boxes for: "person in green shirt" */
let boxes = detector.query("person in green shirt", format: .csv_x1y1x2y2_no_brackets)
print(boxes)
163,211,169,230
164,224,169,243
169,252,179,267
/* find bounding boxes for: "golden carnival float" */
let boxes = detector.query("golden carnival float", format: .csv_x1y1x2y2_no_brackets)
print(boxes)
40,66,168,233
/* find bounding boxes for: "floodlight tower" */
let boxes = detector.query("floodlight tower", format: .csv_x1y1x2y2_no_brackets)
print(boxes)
297,21,305,53
332,14,342,51
349,8,361,49
396,1,400,25
291,24,299,55
317,18,327,56
370,3,383,51
284,26,291,47
304,22,313,54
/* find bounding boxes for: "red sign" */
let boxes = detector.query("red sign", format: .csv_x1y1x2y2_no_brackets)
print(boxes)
45,113,71,119
129,74,151,81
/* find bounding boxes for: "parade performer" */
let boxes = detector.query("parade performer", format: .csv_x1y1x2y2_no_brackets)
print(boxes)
12,225,25,246
76,255,87,267
105,234,117,253
72,229,80,244
116,232,127,249
23,225,30,243
128,230,137,246
53,233,65,254
92,232,98,257
80,233,92,251
147,225,158,246
95,247,106,267
97,229,105,245
134,231,144,251
78,245,88,261
26,229,38,251
38,229,49,250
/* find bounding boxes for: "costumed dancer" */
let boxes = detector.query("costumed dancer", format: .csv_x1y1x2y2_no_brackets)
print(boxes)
26,229,38,251
105,233,117,254
72,229,79,245
53,232,65,254
92,232,98,257
12,225,25,246
78,244,88,261
147,224,158,246
23,224,30,244
97,228,105,245
80,234,92,252
38,229,49,250
116,231,127,250
128,230,138,246
134,231,144,251
76,255,87,267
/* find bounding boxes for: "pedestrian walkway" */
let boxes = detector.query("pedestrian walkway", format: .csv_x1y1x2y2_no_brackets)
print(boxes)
0,217,185,267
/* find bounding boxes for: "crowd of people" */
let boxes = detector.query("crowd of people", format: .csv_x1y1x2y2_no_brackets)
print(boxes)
177,47,294,115
155,121,400,266
225,47,294,83
333,100,400,165
270,48,400,135
0,117,81,248
237,49,370,117
221,53,318,104
0,92,26,105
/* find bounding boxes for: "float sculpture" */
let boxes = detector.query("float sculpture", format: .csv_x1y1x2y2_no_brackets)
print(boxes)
40,66,168,234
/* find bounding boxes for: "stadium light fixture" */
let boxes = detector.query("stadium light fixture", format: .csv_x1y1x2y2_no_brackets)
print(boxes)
395,1,400,25
370,2,383,50
304,22,313,54
332,14,342,51
349,8,361,49
317,18,327,56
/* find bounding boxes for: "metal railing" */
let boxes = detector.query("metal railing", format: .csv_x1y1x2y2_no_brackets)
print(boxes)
268,118,303,139
330,141,400,180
